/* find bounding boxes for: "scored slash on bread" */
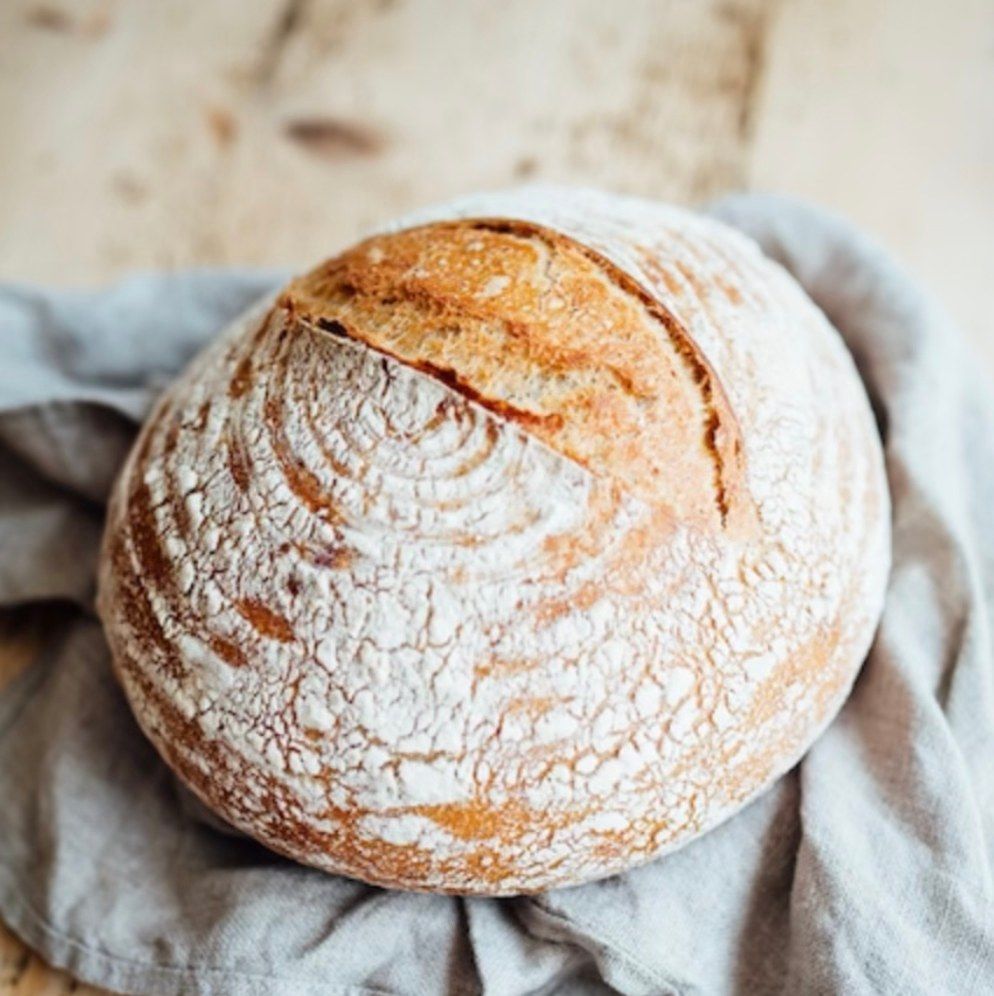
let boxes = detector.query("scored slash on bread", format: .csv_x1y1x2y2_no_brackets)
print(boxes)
97,187,890,895
288,217,748,530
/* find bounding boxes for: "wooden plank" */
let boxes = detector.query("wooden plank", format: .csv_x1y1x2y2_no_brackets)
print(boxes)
1,921,102,995
0,0,774,281
749,0,994,369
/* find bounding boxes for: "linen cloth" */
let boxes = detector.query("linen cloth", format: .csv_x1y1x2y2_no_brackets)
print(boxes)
1,194,992,995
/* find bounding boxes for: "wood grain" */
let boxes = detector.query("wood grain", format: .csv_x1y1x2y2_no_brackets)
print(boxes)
0,0,990,989
749,0,994,371
0,0,776,280
1,918,103,995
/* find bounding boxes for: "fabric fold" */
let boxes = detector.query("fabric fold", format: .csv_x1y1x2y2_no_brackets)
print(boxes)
1,196,992,995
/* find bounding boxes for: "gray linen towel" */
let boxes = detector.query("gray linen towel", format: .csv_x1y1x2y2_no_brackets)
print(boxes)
1,195,992,995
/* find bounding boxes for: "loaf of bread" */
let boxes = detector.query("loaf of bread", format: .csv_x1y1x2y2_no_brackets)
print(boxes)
97,187,890,895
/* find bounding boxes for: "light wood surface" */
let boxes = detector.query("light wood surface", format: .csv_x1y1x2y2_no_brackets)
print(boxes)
0,0,991,991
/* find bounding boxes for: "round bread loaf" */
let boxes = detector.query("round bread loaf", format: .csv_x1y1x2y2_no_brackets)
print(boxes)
97,188,890,895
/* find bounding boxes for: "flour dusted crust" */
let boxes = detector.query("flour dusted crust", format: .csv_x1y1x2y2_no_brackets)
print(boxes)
97,188,890,895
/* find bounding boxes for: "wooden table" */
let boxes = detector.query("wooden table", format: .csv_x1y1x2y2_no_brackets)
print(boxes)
1,0,991,991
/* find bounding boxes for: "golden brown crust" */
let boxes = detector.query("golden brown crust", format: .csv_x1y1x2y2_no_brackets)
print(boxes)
97,189,890,895
287,218,749,530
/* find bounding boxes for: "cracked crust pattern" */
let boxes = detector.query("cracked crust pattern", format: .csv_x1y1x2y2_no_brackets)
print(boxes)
97,188,890,895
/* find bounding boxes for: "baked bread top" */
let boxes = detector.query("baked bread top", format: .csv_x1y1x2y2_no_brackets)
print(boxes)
98,188,890,894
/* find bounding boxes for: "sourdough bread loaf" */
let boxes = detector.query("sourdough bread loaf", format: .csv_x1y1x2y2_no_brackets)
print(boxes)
97,188,890,895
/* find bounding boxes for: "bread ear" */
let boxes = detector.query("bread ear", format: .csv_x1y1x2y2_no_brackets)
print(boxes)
288,217,750,531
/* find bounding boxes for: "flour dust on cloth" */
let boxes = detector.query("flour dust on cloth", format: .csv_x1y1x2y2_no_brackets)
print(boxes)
1,196,993,996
